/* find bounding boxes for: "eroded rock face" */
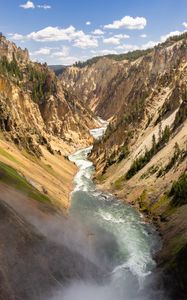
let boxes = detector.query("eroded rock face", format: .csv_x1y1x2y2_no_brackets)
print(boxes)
0,36,98,156
0,35,29,63
62,39,187,174
62,36,187,298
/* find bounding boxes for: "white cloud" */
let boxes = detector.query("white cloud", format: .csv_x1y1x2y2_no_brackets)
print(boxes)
73,34,98,48
99,49,117,55
91,49,118,56
103,34,129,45
32,47,51,55
37,4,51,9
9,33,24,40
141,40,158,49
58,56,80,65
114,34,130,39
20,1,35,9
116,44,139,52
160,30,183,42
104,16,147,30
92,29,104,35
86,21,91,26
103,37,121,45
182,22,187,29
13,26,98,48
26,26,76,42
117,40,158,53
52,46,70,57
140,34,147,38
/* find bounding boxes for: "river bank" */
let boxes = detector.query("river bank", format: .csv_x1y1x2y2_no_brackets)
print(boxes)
59,122,167,300
94,168,187,299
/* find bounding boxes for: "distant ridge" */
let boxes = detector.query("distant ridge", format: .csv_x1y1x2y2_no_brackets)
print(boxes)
49,65,67,76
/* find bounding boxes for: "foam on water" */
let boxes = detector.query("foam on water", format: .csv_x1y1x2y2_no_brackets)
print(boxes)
64,120,166,300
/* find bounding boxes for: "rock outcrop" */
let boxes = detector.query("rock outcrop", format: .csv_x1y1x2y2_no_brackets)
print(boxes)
0,34,29,63
62,33,187,298
0,35,98,157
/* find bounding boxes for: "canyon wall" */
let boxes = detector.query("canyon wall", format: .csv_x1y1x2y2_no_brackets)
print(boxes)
62,34,187,298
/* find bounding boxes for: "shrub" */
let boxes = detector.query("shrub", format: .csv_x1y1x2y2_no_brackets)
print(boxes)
0,162,51,203
0,56,23,80
125,125,171,180
169,173,187,206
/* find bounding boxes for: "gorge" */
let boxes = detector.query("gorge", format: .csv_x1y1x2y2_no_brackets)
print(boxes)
0,30,187,300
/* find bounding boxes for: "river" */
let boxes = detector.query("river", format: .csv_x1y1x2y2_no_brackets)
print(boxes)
55,121,166,300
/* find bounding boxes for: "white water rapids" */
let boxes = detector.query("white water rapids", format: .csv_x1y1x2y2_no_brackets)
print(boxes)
51,119,167,300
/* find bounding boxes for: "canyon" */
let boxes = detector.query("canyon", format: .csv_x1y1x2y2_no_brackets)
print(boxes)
0,32,187,299
61,32,187,299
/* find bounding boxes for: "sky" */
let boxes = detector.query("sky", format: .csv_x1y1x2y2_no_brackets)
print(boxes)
0,0,187,65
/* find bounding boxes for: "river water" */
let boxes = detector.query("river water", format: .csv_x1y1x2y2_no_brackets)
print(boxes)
58,122,166,300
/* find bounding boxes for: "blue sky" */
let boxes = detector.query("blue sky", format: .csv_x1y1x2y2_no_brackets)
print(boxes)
1,0,187,65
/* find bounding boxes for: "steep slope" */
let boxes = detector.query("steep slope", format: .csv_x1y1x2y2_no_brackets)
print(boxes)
0,183,102,300
62,33,187,298
0,35,99,208
0,35,98,155
0,36,103,300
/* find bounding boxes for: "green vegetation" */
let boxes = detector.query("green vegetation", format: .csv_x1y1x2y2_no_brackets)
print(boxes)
126,126,171,180
173,101,187,130
165,142,181,172
0,55,23,81
26,65,57,104
49,65,67,76
113,175,126,190
166,31,187,43
137,190,149,212
74,49,152,68
157,144,187,178
155,88,180,125
74,32,187,69
0,161,51,203
151,193,170,214
169,173,187,207
140,164,159,179
0,146,19,163
117,144,130,162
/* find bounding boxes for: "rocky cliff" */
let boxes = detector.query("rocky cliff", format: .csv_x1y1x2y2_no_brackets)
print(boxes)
0,36,99,209
0,34,29,63
62,33,187,298
0,35,98,157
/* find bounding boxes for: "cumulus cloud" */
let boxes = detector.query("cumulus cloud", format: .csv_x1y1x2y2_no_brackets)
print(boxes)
11,26,98,48
91,49,118,55
58,56,80,65
9,33,25,41
37,4,51,9
92,29,104,35
26,26,76,42
160,30,184,42
116,44,139,52
141,40,158,49
100,49,118,55
104,16,147,30
103,34,129,45
117,40,158,53
140,34,147,38
20,1,51,10
103,37,121,45
31,47,51,55
52,46,70,57
73,34,98,48
20,1,35,9
182,22,187,29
